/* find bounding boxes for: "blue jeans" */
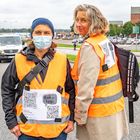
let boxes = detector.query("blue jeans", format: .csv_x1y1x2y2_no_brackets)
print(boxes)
18,132,67,140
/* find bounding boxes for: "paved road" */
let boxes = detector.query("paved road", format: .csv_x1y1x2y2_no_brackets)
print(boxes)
0,46,140,140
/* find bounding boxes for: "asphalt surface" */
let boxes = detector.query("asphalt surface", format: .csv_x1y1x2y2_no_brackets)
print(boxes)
0,46,140,140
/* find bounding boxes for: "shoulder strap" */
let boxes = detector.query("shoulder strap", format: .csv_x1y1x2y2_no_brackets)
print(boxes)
19,53,54,87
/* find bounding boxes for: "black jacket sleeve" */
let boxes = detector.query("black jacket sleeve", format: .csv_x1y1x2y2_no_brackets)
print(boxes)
1,59,19,129
65,59,75,121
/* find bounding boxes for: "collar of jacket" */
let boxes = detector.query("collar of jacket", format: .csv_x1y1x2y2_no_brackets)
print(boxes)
20,47,55,64
20,47,40,63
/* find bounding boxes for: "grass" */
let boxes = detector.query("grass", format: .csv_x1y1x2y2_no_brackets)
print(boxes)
131,50,140,52
67,54,76,62
58,43,80,48
58,44,78,62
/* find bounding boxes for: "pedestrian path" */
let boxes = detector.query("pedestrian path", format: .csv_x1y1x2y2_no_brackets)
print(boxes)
56,47,78,55
56,47,140,57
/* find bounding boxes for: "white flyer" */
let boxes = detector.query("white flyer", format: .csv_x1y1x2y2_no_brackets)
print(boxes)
22,89,62,120
99,39,116,68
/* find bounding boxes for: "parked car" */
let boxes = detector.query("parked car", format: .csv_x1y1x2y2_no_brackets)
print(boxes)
126,38,133,45
0,34,23,62
133,39,140,45
117,38,127,44
108,36,118,44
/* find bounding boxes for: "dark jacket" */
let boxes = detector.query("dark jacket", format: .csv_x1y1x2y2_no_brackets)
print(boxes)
1,47,75,129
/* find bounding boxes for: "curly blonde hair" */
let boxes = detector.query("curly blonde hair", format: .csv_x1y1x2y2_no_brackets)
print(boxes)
74,4,109,35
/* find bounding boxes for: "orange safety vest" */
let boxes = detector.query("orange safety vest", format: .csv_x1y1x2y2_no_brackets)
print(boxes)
71,34,124,117
15,52,70,138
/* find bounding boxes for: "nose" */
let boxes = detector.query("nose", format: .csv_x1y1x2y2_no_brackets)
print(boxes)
76,21,82,27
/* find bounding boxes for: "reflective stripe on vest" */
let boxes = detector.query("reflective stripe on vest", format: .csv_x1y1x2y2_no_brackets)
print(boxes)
74,73,120,86
17,115,70,124
91,90,123,104
96,73,120,86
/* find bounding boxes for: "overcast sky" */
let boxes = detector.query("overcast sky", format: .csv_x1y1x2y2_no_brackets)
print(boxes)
0,0,139,29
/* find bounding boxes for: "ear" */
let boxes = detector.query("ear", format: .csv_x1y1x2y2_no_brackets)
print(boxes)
51,41,57,48
26,38,35,49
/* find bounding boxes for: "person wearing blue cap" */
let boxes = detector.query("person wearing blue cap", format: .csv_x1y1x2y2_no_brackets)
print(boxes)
1,18,75,140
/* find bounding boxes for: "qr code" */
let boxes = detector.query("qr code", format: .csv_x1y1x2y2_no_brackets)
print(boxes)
24,92,37,109
47,105,59,119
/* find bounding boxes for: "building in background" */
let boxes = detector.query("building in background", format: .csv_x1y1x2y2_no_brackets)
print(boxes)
131,7,140,24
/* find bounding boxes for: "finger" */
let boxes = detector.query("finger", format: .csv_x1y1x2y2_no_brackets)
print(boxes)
11,129,16,134
64,126,73,133
16,130,22,137
14,130,21,137
12,130,17,136
63,128,70,133
11,128,21,137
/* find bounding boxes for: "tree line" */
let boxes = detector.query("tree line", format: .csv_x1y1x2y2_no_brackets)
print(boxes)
0,28,70,34
108,21,140,37
0,28,31,33
0,21,140,37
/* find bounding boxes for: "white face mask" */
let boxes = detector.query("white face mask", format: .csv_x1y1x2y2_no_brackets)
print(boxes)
33,36,53,50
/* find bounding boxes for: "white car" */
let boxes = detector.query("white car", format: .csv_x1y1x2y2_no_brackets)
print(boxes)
126,38,133,45
0,34,23,62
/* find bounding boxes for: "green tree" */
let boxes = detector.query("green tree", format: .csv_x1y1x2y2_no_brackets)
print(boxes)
122,21,133,36
109,24,116,36
116,25,123,36
0,28,30,33
108,24,122,36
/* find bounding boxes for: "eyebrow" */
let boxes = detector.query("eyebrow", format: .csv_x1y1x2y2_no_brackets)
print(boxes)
34,30,51,33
